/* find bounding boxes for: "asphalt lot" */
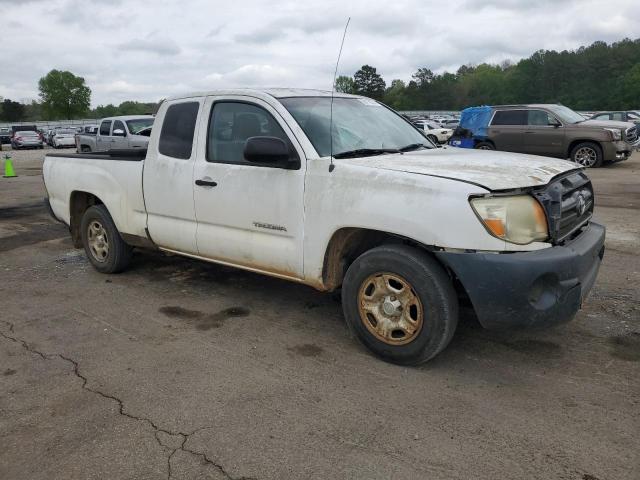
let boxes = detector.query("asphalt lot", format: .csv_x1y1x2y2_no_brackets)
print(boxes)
1,145,638,480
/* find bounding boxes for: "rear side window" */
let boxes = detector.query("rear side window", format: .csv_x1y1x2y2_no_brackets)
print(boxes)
99,120,112,135
491,110,526,126
159,102,200,159
611,112,625,121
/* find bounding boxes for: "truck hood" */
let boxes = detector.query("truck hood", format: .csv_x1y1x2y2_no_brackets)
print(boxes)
339,147,580,191
579,119,634,129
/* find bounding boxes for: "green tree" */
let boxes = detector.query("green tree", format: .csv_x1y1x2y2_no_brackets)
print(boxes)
0,99,26,121
353,65,386,100
383,79,410,110
38,69,91,119
620,63,640,109
334,75,356,94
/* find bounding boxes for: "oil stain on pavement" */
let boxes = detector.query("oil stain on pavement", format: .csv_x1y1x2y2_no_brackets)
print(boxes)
159,305,250,330
608,332,640,361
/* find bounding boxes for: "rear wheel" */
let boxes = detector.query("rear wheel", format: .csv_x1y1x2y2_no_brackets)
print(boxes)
342,245,458,365
570,142,603,168
474,141,494,150
80,205,132,273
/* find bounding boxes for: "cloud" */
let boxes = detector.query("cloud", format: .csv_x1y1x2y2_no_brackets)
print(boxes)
0,0,638,106
117,37,181,56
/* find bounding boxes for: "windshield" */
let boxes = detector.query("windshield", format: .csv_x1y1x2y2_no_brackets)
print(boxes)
279,97,432,157
58,129,76,134
546,105,585,124
17,131,38,136
126,118,154,134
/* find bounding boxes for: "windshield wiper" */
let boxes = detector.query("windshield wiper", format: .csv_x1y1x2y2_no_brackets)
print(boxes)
399,143,429,152
333,148,401,159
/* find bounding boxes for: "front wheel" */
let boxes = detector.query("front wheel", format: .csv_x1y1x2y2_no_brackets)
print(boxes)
427,134,439,145
570,142,603,168
80,205,132,273
342,245,458,365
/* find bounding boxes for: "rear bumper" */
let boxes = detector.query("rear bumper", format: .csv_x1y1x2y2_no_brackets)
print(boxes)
435,223,606,330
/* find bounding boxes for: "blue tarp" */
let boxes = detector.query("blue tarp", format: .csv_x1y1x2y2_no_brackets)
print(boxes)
459,106,493,139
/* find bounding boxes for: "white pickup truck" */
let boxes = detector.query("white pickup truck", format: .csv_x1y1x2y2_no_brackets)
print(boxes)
44,89,605,364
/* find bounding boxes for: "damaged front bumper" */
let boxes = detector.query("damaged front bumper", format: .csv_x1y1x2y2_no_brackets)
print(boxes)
435,223,606,330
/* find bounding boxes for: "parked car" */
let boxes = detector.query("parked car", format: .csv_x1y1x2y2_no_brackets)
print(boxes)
75,115,154,153
52,129,78,149
44,88,605,365
413,120,453,143
0,127,11,144
81,125,99,134
11,130,44,149
590,111,640,127
440,119,460,129
449,104,639,167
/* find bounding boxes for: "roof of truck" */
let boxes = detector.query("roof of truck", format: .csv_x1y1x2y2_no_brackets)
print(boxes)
101,115,155,121
489,104,562,109
166,88,362,102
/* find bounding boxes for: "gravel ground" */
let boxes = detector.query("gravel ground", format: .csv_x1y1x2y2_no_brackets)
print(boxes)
1,146,639,480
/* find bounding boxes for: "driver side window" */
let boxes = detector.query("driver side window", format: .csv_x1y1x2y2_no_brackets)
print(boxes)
207,102,292,165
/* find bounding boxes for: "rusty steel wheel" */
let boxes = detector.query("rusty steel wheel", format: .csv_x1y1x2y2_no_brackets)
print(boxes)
358,273,424,345
87,220,109,262
342,244,458,365
80,205,132,274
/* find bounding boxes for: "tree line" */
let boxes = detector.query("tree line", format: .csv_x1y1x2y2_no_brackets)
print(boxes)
2,37,639,122
0,69,158,122
336,38,640,111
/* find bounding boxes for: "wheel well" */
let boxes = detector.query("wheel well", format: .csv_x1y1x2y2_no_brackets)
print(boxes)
475,139,495,148
321,228,435,291
567,139,601,158
69,191,104,247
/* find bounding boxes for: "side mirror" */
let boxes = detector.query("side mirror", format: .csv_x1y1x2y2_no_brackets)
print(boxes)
113,129,126,137
549,120,561,128
244,136,299,169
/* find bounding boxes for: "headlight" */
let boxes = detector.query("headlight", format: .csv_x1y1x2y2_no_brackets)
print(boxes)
604,128,622,141
470,195,548,245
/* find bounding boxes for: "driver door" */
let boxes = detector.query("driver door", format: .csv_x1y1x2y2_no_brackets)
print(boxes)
192,96,306,279
111,119,129,149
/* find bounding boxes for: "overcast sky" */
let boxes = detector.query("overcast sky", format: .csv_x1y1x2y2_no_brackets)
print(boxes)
2,0,638,106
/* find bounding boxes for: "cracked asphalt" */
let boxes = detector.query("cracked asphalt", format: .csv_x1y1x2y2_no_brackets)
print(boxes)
1,146,639,480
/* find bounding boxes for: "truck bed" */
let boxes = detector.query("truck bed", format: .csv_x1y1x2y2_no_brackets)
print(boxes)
43,149,149,240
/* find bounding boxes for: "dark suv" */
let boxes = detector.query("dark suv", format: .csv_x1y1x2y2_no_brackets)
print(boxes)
478,104,638,167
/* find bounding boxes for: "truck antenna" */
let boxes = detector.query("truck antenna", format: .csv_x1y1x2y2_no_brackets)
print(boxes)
329,17,351,173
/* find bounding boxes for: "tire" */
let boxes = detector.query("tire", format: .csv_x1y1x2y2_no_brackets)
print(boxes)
427,134,439,145
342,244,458,365
474,141,494,150
80,205,132,274
570,142,603,168
80,145,91,153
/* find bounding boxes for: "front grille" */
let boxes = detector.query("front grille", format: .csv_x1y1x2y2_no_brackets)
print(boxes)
625,125,638,144
533,171,594,244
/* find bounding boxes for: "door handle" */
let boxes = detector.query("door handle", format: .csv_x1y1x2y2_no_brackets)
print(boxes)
195,179,217,187
524,131,535,134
